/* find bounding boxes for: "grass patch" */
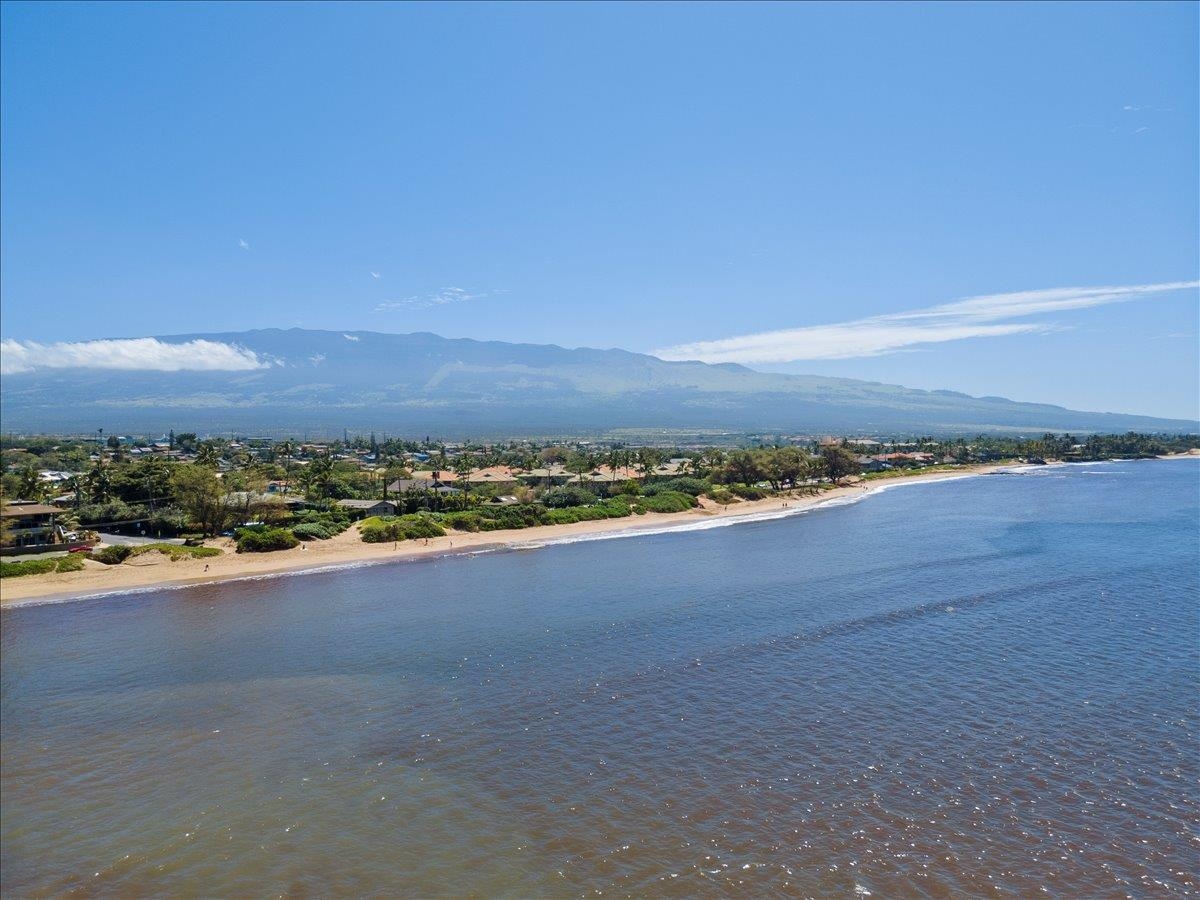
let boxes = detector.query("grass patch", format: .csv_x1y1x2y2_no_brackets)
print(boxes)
128,543,222,561
0,555,87,578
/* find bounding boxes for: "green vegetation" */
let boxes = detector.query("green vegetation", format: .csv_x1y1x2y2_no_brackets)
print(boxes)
288,508,352,541
236,528,300,553
540,498,633,525
360,514,446,542
88,542,222,565
3,430,1195,558
90,545,133,565
0,555,86,578
633,490,698,514
642,477,710,496
127,543,221,561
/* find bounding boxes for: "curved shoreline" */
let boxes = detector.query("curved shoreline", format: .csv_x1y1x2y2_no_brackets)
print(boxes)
0,461,1110,609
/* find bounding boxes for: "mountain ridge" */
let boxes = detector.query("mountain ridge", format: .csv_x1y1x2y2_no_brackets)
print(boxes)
2,328,1195,436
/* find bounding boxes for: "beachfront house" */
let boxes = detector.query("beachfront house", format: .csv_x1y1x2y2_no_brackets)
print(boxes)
1,501,61,553
462,466,521,491
386,474,461,495
335,499,399,519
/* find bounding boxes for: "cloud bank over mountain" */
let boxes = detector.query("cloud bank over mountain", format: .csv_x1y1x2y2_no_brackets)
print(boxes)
1,328,1194,437
0,338,269,375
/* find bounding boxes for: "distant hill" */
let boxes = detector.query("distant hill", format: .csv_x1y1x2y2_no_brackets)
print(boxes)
2,328,1195,436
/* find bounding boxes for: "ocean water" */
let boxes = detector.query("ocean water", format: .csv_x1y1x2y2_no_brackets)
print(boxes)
2,460,1197,897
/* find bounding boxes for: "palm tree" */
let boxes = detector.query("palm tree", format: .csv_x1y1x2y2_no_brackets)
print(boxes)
566,451,594,488
308,453,335,500
16,463,43,502
607,447,627,485
275,440,296,494
637,448,664,483
195,442,220,468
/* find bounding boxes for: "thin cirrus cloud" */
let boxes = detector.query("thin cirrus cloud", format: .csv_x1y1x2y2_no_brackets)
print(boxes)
374,287,487,311
654,281,1200,365
0,337,270,375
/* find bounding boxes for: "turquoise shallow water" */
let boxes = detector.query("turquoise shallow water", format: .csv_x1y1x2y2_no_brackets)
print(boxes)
2,460,1198,896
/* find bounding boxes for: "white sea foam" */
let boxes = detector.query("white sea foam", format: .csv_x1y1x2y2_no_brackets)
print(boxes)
510,471,992,549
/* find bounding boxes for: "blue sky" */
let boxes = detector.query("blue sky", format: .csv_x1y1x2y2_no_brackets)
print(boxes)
1,1,1196,419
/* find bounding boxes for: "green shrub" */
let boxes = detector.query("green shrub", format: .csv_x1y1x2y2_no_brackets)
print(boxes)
540,486,599,508
359,514,446,543
55,554,86,573
540,499,633,525
707,487,736,504
147,508,188,536
1,558,56,578
476,505,544,531
440,511,483,532
76,500,144,528
730,484,768,500
128,543,222,561
290,509,351,536
635,490,698,514
291,522,333,540
236,528,300,553
642,477,710,497
90,544,133,565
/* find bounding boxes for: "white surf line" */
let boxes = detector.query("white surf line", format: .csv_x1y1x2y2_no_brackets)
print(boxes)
508,469,998,550
1,464,1070,610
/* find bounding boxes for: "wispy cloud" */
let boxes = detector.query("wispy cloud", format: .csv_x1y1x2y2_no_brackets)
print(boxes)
370,271,381,280
1123,104,1173,112
0,338,270,375
238,238,250,250
375,287,489,312
655,281,1199,364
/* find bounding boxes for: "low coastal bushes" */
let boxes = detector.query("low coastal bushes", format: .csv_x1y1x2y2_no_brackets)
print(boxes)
55,554,87,573
355,491,704,544
236,528,300,553
642,477,710,497
291,522,334,540
707,487,736,505
541,498,632,525
128,543,221,561
0,555,86,578
729,484,768,500
353,488,715,544
634,490,698,514
540,486,599,508
473,505,545,531
359,514,446,543
90,545,133,565
289,509,352,541
85,543,221,565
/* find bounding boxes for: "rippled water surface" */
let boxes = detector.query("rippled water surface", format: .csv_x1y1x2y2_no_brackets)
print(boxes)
3,461,1198,896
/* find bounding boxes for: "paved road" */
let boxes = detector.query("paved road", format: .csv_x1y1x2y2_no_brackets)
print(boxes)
95,533,185,547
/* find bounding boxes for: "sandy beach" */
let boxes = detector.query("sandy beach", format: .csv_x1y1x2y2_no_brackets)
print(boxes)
0,464,1019,607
